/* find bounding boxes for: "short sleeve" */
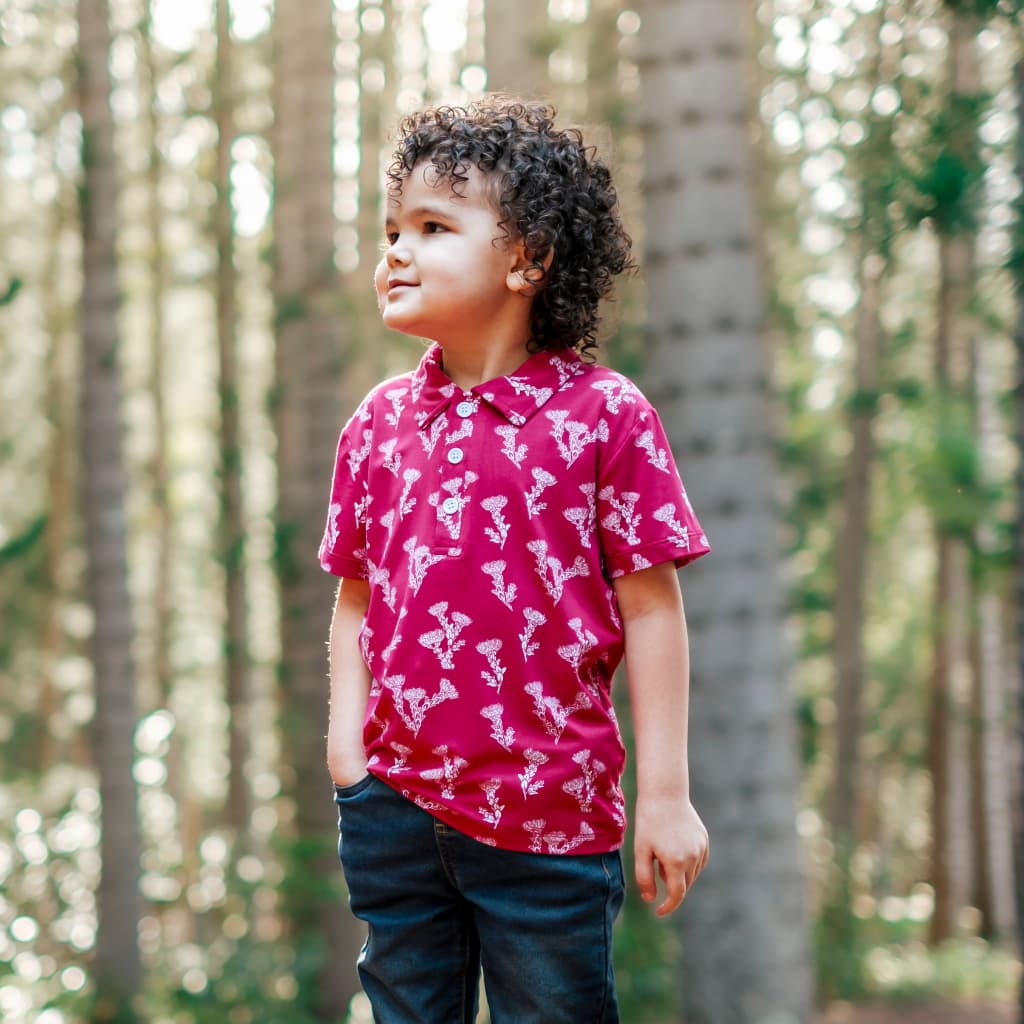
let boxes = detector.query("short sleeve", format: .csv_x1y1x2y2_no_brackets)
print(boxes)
318,401,373,580
596,401,710,579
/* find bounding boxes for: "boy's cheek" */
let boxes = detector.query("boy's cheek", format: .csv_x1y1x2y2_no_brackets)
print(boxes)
374,257,388,312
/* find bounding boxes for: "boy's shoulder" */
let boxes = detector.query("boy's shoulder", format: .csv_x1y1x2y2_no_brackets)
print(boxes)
557,358,651,416
352,367,422,418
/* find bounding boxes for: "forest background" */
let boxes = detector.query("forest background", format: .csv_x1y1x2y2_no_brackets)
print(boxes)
1,0,1023,1022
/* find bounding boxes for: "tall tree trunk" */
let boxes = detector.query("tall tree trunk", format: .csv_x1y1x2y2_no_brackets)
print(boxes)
928,11,979,945
586,0,626,128
1011,59,1024,1021
77,0,143,1015
272,2,363,1017
830,17,894,850
357,0,393,278
40,182,75,772
831,248,883,844
929,527,972,943
137,6,174,712
137,4,201,942
483,0,548,96
354,0,395,385
214,0,251,839
637,2,811,1020
966,49,1016,950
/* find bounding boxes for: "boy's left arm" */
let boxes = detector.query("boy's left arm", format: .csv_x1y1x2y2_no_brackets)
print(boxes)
613,561,709,916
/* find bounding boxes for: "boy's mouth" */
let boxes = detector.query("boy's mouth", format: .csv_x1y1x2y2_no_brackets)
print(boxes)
387,279,417,292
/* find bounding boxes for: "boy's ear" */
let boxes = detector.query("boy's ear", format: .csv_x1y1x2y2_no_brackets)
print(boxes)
507,242,553,296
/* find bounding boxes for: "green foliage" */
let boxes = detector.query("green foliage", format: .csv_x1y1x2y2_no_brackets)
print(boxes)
796,693,821,766
603,320,645,380
814,846,1018,1004
614,891,680,1024
942,0,1024,17
0,514,46,566
865,937,1020,1002
904,94,989,236
155,937,327,1024
274,832,348,918
273,519,304,587
0,276,22,305
913,396,1000,539
892,377,925,405
274,292,309,329
1005,186,1024,282
845,386,881,417
816,846,871,1001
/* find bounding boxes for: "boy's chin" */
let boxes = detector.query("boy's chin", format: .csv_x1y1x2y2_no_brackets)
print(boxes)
381,312,428,339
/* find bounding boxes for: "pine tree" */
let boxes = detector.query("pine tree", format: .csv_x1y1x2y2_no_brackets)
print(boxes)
272,0,364,1015
77,0,143,1015
636,0,812,1018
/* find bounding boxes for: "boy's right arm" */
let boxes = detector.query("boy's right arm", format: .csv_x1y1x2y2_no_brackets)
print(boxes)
326,577,373,786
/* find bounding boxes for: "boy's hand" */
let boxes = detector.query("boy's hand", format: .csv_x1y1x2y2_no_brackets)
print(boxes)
326,742,369,788
633,794,709,916
327,578,373,788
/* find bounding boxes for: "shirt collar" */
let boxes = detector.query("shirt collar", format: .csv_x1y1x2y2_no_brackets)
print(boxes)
411,343,586,428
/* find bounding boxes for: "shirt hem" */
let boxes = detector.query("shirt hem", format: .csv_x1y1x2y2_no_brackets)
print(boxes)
367,768,626,856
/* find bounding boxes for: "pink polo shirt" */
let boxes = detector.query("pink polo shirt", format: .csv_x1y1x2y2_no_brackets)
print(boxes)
319,343,710,853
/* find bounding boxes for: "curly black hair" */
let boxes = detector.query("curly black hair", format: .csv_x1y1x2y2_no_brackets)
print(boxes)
385,95,635,358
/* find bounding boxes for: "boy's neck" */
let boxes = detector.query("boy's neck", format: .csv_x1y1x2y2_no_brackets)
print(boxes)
437,336,533,392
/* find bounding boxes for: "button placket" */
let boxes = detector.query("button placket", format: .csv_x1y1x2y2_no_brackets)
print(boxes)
432,398,477,554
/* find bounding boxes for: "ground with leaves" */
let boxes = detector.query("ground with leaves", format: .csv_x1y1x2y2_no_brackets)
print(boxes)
816,999,1016,1023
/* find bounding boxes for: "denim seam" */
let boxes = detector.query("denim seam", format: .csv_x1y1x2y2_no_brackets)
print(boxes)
434,826,476,1022
453,904,471,1023
433,822,463,890
597,853,614,1022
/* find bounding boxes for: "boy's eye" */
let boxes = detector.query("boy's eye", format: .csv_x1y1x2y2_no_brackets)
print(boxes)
423,221,447,234
383,232,398,247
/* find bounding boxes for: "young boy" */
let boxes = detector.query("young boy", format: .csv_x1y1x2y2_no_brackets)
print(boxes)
318,96,710,1023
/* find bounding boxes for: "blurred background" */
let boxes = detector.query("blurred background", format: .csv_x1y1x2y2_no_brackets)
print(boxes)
1,0,1022,1021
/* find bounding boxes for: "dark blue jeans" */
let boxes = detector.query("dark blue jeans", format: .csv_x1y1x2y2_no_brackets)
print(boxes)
335,775,625,1023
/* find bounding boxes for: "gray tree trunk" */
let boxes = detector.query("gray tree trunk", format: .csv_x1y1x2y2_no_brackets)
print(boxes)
636,2,812,1020
831,249,882,843
77,0,144,1014
1013,61,1024,1024
483,0,548,97
214,0,252,839
969,169,1016,947
138,5,174,709
272,1,364,1017
41,184,75,773
830,15,892,847
928,12,978,944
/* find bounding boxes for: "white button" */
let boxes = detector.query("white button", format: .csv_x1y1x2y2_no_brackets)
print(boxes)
447,447,465,465
442,497,460,515
456,401,475,418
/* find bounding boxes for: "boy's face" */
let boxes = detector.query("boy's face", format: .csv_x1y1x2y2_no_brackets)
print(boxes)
375,162,528,343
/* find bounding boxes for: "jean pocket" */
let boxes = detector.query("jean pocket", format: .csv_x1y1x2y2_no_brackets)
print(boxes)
601,851,626,896
333,774,375,800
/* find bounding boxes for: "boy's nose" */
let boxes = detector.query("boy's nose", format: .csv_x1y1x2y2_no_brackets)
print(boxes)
385,243,409,267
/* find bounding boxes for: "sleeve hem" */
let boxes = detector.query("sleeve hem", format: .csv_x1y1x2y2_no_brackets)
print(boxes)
605,538,711,579
319,550,368,579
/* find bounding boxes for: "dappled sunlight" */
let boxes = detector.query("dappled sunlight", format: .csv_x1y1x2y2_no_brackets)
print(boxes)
0,0,1021,1020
